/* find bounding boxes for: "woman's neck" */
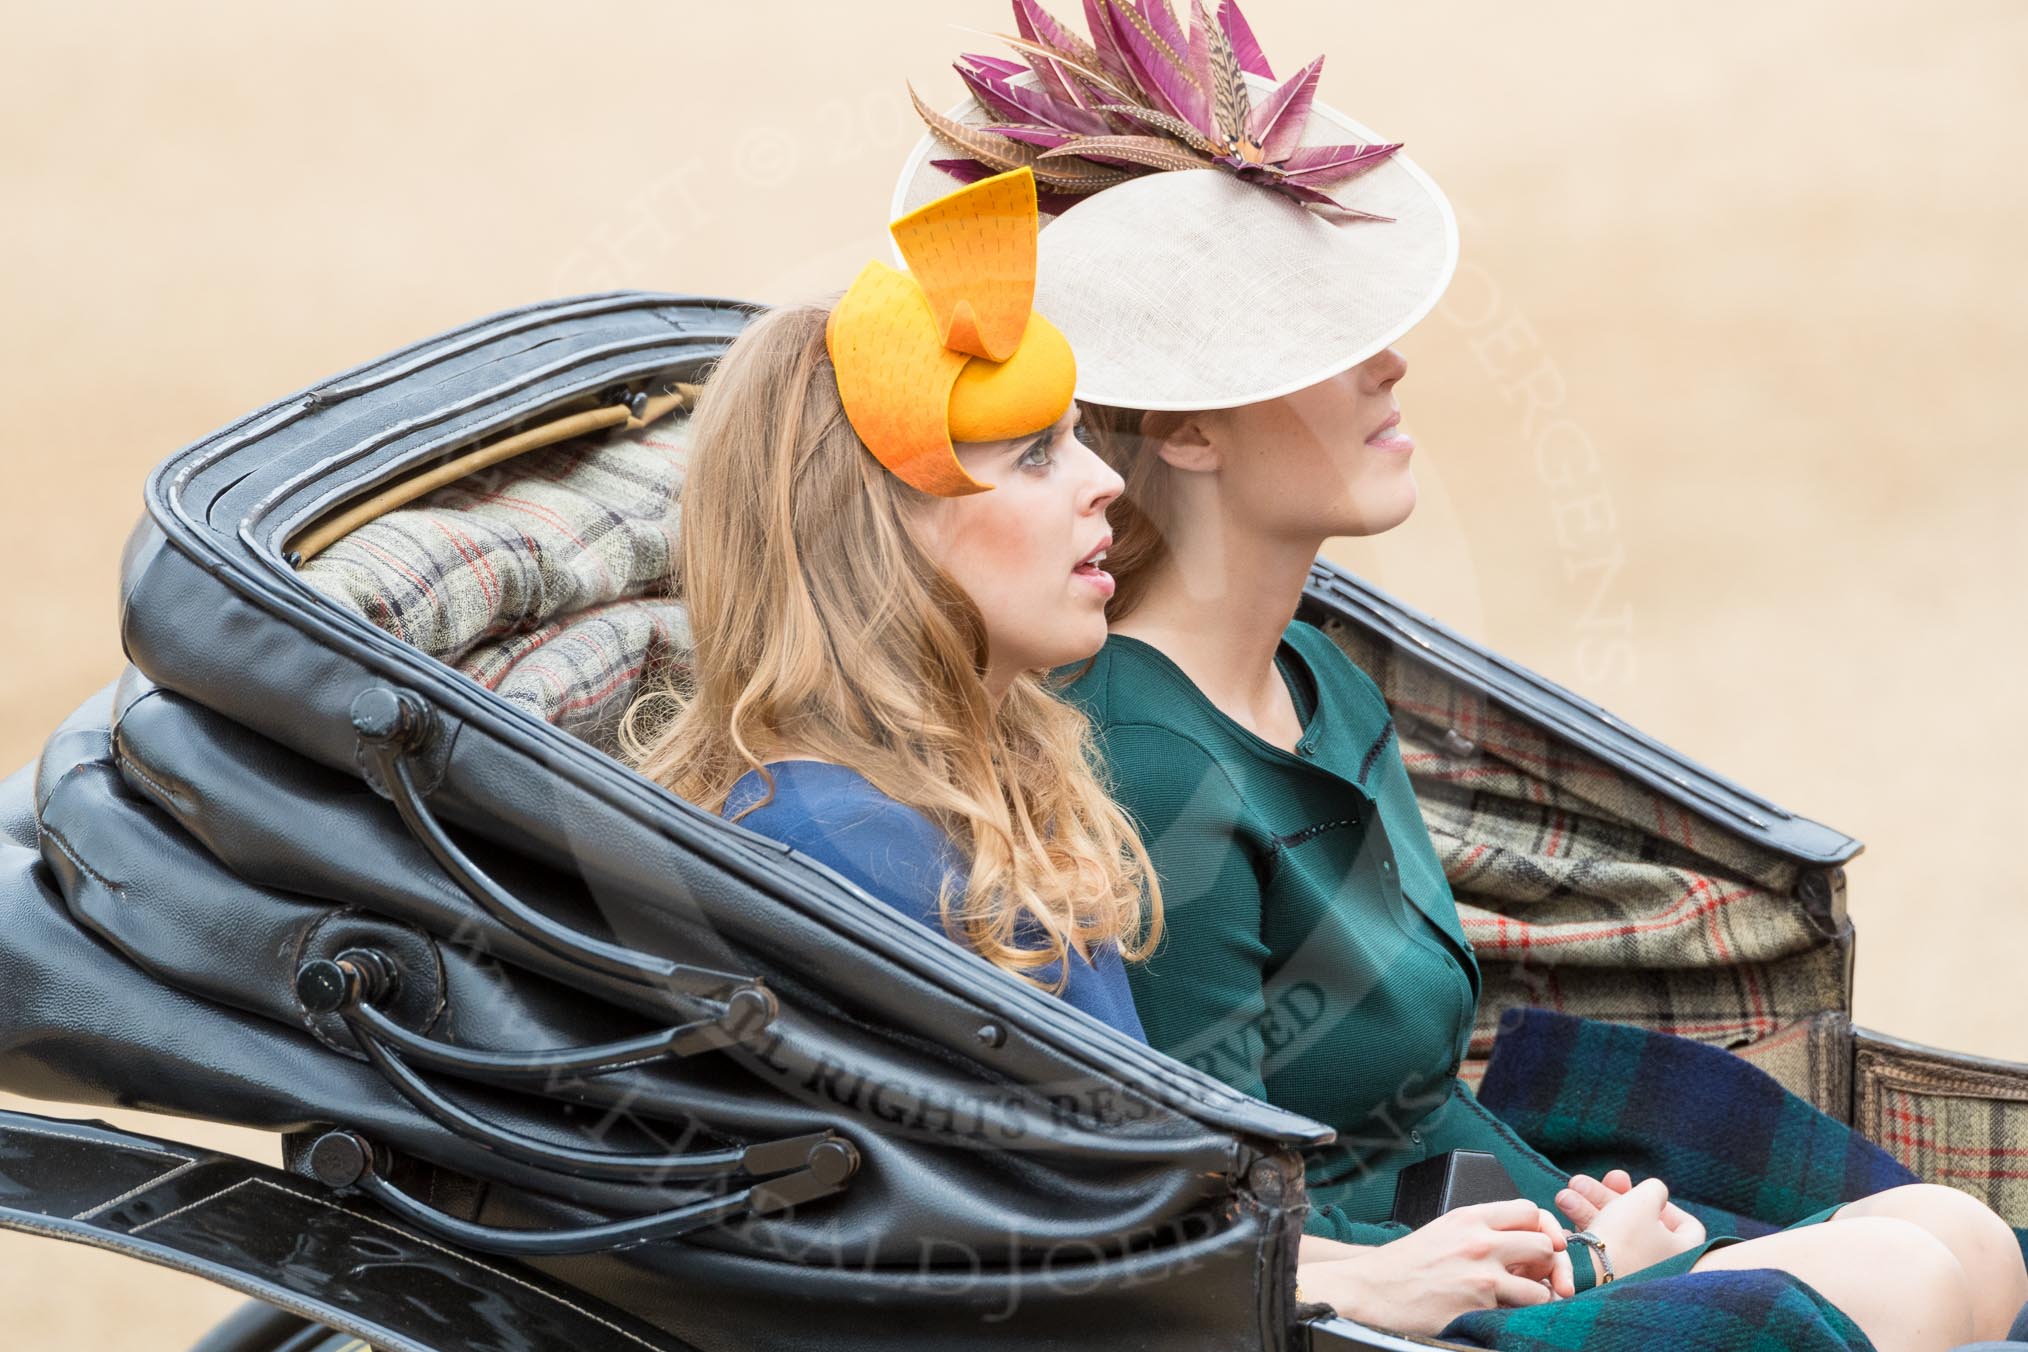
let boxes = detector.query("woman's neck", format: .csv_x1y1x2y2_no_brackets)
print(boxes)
1110,513,1325,729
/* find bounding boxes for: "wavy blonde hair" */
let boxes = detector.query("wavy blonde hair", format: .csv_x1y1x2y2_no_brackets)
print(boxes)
620,302,1160,990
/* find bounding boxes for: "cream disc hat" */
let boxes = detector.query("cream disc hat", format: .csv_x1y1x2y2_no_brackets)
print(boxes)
889,10,1458,411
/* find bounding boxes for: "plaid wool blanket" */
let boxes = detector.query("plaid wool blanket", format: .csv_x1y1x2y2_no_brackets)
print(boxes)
1437,1264,1870,1351
1429,1008,2028,1350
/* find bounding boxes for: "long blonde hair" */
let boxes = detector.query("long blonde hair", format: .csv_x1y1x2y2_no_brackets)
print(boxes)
621,302,1160,990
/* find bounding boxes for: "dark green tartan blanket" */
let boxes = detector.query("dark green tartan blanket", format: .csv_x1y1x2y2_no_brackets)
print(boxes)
1432,1009,2028,1350
1438,1266,1868,1351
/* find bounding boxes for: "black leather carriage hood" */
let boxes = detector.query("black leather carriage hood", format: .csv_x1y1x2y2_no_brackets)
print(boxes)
2,293,1332,1352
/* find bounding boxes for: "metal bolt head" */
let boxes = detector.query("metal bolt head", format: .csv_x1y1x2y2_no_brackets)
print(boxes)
723,985,777,1035
349,687,407,741
807,1138,860,1187
307,1131,374,1189
975,1022,1006,1049
350,688,433,751
295,958,353,1015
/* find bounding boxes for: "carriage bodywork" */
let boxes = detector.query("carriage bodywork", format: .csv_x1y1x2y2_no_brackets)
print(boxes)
1,293,2022,1352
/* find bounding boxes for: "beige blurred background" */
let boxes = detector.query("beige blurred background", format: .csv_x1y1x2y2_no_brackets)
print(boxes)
2,1,2023,1345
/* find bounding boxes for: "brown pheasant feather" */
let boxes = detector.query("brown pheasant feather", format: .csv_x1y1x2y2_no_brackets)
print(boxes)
1097,102,1220,154
1199,0,1255,158
1041,134,1214,174
908,83,1136,193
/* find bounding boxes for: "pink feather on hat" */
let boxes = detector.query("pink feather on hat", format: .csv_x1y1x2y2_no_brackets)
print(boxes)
915,0,1403,220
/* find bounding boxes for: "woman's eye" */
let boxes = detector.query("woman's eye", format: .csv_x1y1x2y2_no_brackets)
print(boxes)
1018,437,1056,469
1071,422,1096,449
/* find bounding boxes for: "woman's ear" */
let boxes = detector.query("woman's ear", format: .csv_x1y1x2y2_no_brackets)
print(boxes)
1141,409,1220,474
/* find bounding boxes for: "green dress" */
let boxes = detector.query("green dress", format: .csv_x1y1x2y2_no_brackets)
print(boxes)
1056,621,1838,1282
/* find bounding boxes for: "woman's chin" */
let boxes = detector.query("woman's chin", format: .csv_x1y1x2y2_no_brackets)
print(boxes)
1325,481,1418,538
1040,615,1112,670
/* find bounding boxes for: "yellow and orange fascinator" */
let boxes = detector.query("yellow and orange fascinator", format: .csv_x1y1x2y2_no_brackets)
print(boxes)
825,165,1075,497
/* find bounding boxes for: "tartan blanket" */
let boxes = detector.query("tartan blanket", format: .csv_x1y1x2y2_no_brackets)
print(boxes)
459,595,690,747
301,420,690,668
1437,1265,1870,1351
1429,1007,2028,1351
1476,1008,1918,1241
300,418,695,756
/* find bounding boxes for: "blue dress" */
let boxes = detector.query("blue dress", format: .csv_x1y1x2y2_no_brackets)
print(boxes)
722,760,1147,1041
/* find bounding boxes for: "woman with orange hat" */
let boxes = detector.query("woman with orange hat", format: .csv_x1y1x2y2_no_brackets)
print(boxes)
622,167,1159,1037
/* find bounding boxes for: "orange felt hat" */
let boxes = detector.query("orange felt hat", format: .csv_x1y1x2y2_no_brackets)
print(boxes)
825,166,1075,497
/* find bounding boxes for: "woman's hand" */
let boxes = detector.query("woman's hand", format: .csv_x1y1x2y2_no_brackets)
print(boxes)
1297,1199,1571,1334
1556,1175,1705,1281
1557,1168,1700,1236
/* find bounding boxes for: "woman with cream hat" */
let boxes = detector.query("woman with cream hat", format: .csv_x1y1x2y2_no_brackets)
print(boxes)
892,3,2024,1345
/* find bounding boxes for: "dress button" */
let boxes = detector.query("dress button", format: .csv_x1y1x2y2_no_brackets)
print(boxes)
1380,860,1393,874
1410,1129,1423,1147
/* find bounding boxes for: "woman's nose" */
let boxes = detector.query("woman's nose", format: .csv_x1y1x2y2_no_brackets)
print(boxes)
1086,453,1125,510
1367,345,1408,389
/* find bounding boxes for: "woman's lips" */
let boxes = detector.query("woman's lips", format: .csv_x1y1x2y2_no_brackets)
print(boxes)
1366,410,1414,453
1072,544,1114,597
1073,566,1116,598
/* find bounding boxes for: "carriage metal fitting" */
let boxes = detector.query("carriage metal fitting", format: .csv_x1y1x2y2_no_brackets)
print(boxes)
295,948,402,1016
300,963,810,1186
747,1136,861,1215
347,1027,833,1183
294,945,780,1082
350,687,435,751
306,1130,380,1189
305,1125,861,1255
